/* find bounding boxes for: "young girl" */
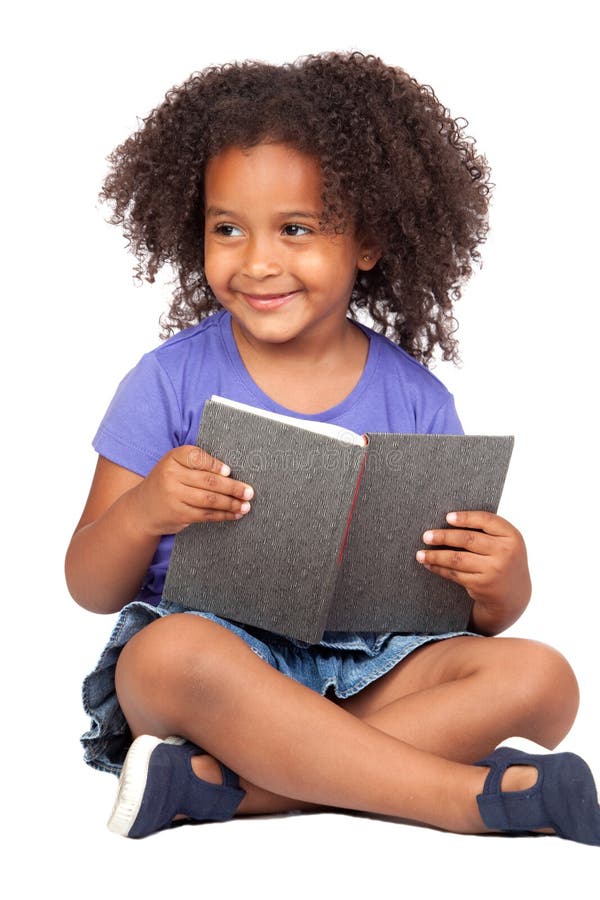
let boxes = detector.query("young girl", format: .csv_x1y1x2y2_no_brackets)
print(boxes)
66,51,600,844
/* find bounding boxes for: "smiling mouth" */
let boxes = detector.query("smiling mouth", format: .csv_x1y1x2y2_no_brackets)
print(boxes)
239,291,300,310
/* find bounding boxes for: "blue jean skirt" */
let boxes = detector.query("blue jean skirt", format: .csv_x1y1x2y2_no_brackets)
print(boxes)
81,597,477,776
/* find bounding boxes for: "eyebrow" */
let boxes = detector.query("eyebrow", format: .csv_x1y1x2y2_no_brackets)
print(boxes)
205,206,321,220
205,207,235,218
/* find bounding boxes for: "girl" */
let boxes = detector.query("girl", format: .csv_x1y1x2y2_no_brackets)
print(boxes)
66,51,600,844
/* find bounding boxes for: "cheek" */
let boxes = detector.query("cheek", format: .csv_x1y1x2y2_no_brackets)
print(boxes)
309,248,358,289
203,245,225,289
297,248,340,282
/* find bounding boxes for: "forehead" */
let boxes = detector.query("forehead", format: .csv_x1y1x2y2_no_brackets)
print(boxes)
204,143,323,207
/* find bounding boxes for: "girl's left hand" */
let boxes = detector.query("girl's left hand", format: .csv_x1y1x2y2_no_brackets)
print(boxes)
416,510,532,635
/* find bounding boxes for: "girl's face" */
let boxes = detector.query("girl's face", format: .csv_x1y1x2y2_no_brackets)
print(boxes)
204,142,378,356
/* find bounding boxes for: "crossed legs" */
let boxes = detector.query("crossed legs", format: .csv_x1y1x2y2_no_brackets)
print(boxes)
114,615,579,834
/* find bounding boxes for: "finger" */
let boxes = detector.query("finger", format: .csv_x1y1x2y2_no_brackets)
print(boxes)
419,561,476,588
416,548,485,574
445,510,514,537
174,444,232,476
179,466,254,501
181,496,252,520
171,446,253,499
421,527,495,555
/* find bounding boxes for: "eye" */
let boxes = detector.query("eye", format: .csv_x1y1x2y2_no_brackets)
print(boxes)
214,223,243,237
282,223,312,237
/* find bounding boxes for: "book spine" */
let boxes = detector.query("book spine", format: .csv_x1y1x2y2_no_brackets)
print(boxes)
337,450,368,565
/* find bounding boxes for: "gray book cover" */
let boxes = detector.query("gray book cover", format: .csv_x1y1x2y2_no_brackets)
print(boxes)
163,399,514,643
327,433,513,632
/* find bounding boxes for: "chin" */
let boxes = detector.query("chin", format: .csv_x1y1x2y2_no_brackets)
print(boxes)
231,311,304,340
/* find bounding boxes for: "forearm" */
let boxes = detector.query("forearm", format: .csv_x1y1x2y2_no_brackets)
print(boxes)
65,487,160,614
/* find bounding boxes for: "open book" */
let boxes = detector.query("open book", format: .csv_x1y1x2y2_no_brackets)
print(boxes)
162,396,514,643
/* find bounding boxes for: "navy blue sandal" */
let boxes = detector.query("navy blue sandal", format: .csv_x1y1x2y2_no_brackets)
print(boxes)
474,745,600,846
107,735,246,838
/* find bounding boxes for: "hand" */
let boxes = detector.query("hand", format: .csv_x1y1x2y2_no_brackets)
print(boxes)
130,445,255,537
416,510,532,635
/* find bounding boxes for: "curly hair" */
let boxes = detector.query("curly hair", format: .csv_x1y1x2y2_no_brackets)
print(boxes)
100,51,492,365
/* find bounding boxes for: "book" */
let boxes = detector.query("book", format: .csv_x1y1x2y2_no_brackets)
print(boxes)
162,396,514,643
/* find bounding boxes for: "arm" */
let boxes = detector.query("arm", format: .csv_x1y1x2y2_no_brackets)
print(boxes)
65,447,254,615
416,510,532,636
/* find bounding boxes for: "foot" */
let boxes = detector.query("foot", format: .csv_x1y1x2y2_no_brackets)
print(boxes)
173,754,227,821
107,735,246,838
489,764,553,834
475,746,600,845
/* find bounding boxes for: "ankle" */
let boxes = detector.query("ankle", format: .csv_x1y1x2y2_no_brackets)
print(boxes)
190,753,325,816
500,764,539,793
476,761,554,835
190,753,223,785
174,753,237,822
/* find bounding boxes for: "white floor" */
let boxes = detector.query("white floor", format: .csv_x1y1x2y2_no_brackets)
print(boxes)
18,744,600,899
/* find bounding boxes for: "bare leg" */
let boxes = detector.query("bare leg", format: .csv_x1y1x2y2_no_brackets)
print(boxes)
339,635,580,761
186,635,577,820
115,617,579,834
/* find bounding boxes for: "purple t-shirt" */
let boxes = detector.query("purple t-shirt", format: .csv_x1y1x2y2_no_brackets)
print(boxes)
94,309,463,607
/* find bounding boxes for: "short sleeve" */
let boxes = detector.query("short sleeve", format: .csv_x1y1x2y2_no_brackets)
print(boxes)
93,353,183,477
425,395,464,435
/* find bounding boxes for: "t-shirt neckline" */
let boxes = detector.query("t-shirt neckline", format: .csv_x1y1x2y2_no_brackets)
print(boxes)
219,309,379,422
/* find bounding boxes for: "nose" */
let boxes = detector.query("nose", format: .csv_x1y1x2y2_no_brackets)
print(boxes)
241,236,283,280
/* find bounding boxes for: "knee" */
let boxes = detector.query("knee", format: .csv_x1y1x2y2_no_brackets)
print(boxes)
115,614,238,724
506,639,580,747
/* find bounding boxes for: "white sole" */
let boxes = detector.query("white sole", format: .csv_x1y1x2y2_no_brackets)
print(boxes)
107,735,185,836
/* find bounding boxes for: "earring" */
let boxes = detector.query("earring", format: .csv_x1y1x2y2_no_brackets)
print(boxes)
362,254,371,261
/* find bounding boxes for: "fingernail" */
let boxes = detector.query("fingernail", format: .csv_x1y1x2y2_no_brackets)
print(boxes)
242,487,254,500
423,531,434,543
416,550,426,562
221,464,231,476
240,502,251,513
446,512,458,523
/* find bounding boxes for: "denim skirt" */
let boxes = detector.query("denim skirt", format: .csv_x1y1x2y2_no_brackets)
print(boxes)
81,597,477,776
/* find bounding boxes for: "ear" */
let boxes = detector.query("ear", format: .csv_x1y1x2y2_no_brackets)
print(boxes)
356,242,381,272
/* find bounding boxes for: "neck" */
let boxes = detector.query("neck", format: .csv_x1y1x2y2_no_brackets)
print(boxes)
231,316,364,370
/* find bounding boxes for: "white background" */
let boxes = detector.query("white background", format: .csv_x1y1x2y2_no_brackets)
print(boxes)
3,0,599,894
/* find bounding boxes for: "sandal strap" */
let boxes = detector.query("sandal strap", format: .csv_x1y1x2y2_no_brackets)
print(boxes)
218,760,243,790
180,744,246,822
474,747,547,832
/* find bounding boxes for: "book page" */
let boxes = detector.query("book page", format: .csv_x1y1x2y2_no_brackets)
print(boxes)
210,395,367,446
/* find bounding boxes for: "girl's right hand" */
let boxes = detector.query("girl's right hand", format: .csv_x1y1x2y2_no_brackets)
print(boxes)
130,445,254,537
